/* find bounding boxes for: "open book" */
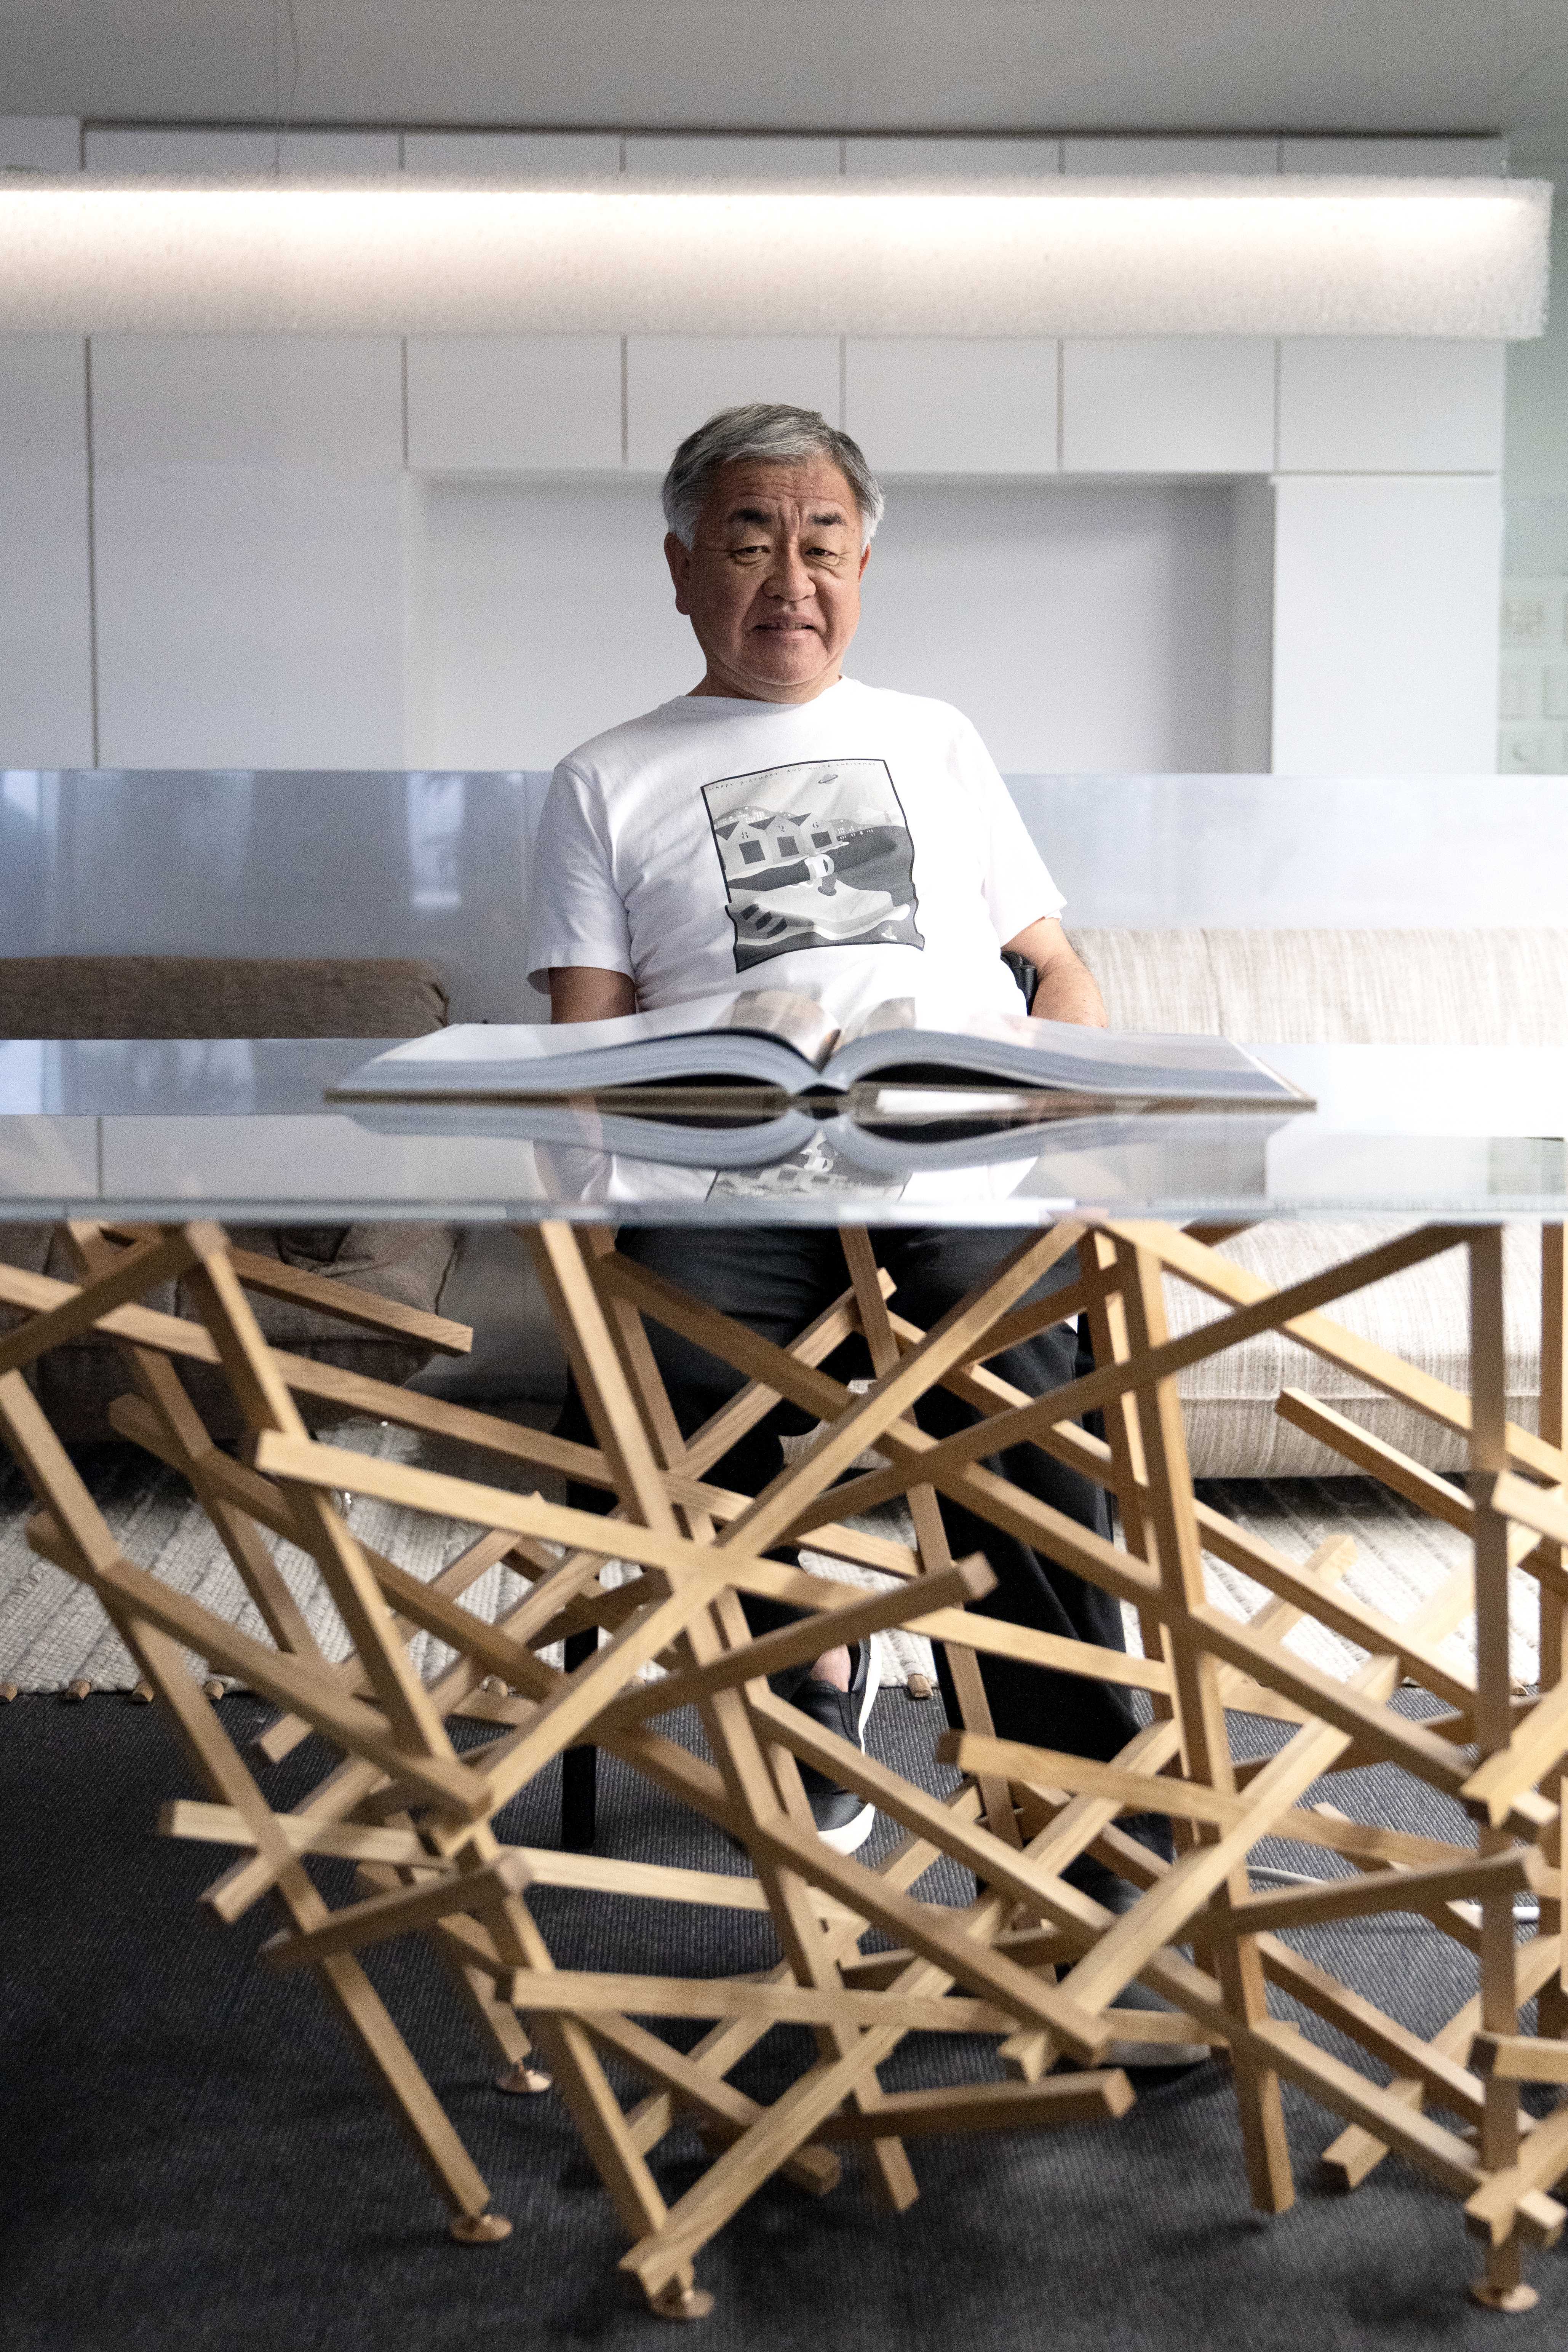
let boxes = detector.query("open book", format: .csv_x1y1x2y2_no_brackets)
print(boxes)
330,988,1309,1109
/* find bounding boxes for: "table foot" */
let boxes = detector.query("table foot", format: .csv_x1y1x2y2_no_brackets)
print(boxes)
1468,2281,1539,2315
646,2280,714,2323
495,2061,552,2095
449,2211,513,2245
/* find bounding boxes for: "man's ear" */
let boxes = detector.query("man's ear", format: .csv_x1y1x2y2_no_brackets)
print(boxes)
664,532,693,614
858,542,871,582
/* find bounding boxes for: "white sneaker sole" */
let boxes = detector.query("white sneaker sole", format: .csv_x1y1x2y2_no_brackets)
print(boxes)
815,1639,882,1855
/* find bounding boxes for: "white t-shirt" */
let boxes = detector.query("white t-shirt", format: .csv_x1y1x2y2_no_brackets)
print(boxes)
526,677,1063,1028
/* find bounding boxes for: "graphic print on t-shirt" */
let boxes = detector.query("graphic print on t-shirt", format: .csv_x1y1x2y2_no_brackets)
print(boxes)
700,758,924,974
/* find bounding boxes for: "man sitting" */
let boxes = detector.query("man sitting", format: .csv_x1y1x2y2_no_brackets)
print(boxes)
529,404,1188,2059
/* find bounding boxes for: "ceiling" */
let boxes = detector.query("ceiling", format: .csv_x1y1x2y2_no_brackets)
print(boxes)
5,1,1568,149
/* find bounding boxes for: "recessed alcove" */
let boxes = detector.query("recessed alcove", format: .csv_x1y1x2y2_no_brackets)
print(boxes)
404,472,1272,774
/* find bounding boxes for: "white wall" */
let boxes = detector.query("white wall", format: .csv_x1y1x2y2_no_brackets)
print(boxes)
1501,147,1568,773
408,475,1246,772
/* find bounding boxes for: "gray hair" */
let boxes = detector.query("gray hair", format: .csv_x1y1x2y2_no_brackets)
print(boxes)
662,403,885,550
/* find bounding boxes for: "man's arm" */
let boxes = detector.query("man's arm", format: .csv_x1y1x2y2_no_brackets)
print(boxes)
549,967,637,1024
1003,916,1106,1028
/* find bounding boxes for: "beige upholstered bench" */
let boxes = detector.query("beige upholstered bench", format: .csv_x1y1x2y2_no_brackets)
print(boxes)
0,956,461,1439
1068,928,1568,1478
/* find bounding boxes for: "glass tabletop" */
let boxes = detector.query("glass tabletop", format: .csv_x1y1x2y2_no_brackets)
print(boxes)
0,1035,1563,1227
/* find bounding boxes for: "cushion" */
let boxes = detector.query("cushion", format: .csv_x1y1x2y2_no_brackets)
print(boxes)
0,955,449,1040
1067,928,1568,1049
0,955,458,1439
1064,927,1565,1478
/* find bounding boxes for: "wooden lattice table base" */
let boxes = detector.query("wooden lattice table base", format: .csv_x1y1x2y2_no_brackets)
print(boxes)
3,1211,1567,2317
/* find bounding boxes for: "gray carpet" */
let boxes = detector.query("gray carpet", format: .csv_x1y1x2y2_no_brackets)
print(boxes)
4,1685,1568,2349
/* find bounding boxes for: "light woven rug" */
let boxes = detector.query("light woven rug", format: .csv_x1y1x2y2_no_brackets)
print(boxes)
0,1417,1540,1697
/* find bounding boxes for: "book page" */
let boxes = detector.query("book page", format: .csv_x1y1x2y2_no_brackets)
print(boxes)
719,989,840,1070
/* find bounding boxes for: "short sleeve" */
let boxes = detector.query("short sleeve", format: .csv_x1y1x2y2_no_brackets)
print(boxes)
951,716,1065,944
526,763,634,992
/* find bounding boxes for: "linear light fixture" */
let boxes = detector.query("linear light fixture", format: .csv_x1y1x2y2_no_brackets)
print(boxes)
0,175,1549,337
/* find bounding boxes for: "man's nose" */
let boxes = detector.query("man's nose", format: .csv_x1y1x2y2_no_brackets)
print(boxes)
765,543,815,600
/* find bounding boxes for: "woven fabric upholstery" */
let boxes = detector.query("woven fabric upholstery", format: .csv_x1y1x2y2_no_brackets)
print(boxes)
1062,928,1565,1478
0,955,457,1438
1066,928,1568,1047
1169,1221,1541,1478
0,956,449,1040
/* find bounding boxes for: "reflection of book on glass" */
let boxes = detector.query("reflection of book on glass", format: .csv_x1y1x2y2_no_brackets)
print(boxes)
331,989,1311,1108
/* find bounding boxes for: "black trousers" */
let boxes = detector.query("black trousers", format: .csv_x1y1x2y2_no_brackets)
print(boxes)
556,1222,1148,1778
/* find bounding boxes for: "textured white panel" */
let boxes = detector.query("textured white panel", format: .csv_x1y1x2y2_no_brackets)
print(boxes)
83,128,399,175
1280,137,1507,176
844,339,1056,474
403,132,621,180
627,337,841,471
0,117,79,170
844,137,1061,177
1061,339,1275,473
1278,339,1506,472
0,335,93,764
1064,137,1278,173
91,337,406,766
625,136,839,179
406,337,622,471
1272,475,1501,773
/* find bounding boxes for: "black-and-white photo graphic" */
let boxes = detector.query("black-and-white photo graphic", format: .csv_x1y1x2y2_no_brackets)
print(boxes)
701,758,924,973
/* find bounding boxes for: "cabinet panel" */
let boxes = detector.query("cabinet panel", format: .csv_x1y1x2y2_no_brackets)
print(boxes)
1272,475,1501,773
627,338,841,471
84,127,398,173
0,117,79,169
625,136,839,179
407,337,622,471
0,336,93,764
1061,339,1274,473
1277,339,1505,472
91,337,406,766
844,137,1060,177
844,340,1056,473
1279,137,1507,175
403,132,620,179
1064,137,1277,173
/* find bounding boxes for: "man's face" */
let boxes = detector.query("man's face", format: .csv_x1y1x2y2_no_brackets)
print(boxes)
665,456,871,703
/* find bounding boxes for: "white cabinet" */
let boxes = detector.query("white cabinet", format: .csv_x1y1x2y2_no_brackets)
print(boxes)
0,335,93,764
844,137,1059,177
0,118,78,169
406,338,623,471
625,136,838,179
1063,136,1277,173
403,132,620,179
1061,340,1275,473
83,127,399,173
626,339,841,471
844,340,1056,473
1280,137,1506,176
1271,475,1501,773
1277,340,1505,473
91,336,408,767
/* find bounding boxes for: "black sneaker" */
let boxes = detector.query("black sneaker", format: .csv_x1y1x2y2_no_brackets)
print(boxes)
772,1638,881,1855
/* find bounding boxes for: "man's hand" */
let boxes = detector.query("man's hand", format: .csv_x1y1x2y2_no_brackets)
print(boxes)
1003,917,1107,1028
549,967,637,1024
